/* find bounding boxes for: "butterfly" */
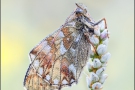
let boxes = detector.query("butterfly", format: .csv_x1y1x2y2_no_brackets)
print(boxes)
23,3,107,90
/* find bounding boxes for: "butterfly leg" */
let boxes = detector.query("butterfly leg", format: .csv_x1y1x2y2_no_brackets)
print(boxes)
84,33,99,56
94,18,107,29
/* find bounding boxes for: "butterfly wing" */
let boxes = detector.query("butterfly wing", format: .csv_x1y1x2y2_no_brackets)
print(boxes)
24,9,91,89
24,26,91,90
24,65,59,90
59,32,91,88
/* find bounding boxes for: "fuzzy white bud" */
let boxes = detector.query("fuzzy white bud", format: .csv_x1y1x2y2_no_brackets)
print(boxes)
87,62,93,70
93,58,102,68
97,44,107,55
92,82,102,90
102,38,109,46
96,67,106,77
90,72,99,82
99,74,108,84
100,29,108,40
90,35,99,45
86,76,92,87
94,25,100,36
98,20,106,30
101,52,111,63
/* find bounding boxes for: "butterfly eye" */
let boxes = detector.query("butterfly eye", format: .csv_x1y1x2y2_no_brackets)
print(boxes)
75,8,83,14
76,11,82,14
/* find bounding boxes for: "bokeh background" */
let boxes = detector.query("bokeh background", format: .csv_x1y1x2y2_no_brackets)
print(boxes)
2,0,134,90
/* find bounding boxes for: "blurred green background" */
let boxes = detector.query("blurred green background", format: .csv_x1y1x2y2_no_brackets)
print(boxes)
1,0,134,90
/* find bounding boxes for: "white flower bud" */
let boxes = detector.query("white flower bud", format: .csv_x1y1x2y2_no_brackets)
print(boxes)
94,25,100,36
92,82,102,90
102,38,109,46
86,72,99,87
90,72,99,82
101,52,111,63
90,35,99,45
100,29,108,40
98,20,106,30
86,76,92,87
87,62,93,71
93,58,101,68
99,74,108,84
96,67,106,77
97,44,107,55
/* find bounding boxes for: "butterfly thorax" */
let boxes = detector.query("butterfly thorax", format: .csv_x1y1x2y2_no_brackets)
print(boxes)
75,15,94,36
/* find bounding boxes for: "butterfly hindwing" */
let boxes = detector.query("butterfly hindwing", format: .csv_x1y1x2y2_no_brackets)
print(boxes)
24,65,59,90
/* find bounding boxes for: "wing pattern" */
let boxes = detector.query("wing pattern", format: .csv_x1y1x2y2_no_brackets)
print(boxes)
24,66,59,90
24,26,91,90
24,3,92,90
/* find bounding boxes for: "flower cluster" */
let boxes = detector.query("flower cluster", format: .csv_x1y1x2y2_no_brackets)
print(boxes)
86,20,111,90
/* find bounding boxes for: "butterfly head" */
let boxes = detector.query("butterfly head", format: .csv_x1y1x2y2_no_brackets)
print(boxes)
75,3,88,16
74,3,94,34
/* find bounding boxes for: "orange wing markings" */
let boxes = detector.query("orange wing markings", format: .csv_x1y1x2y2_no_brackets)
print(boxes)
29,30,61,73
38,27,76,78
63,35,74,49
24,7,94,89
60,57,76,86
29,40,48,62
41,30,78,88
30,27,75,65
51,57,61,85
24,66,59,90
29,28,61,63
25,32,90,90
60,57,70,84
27,27,76,88
61,27,70,36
